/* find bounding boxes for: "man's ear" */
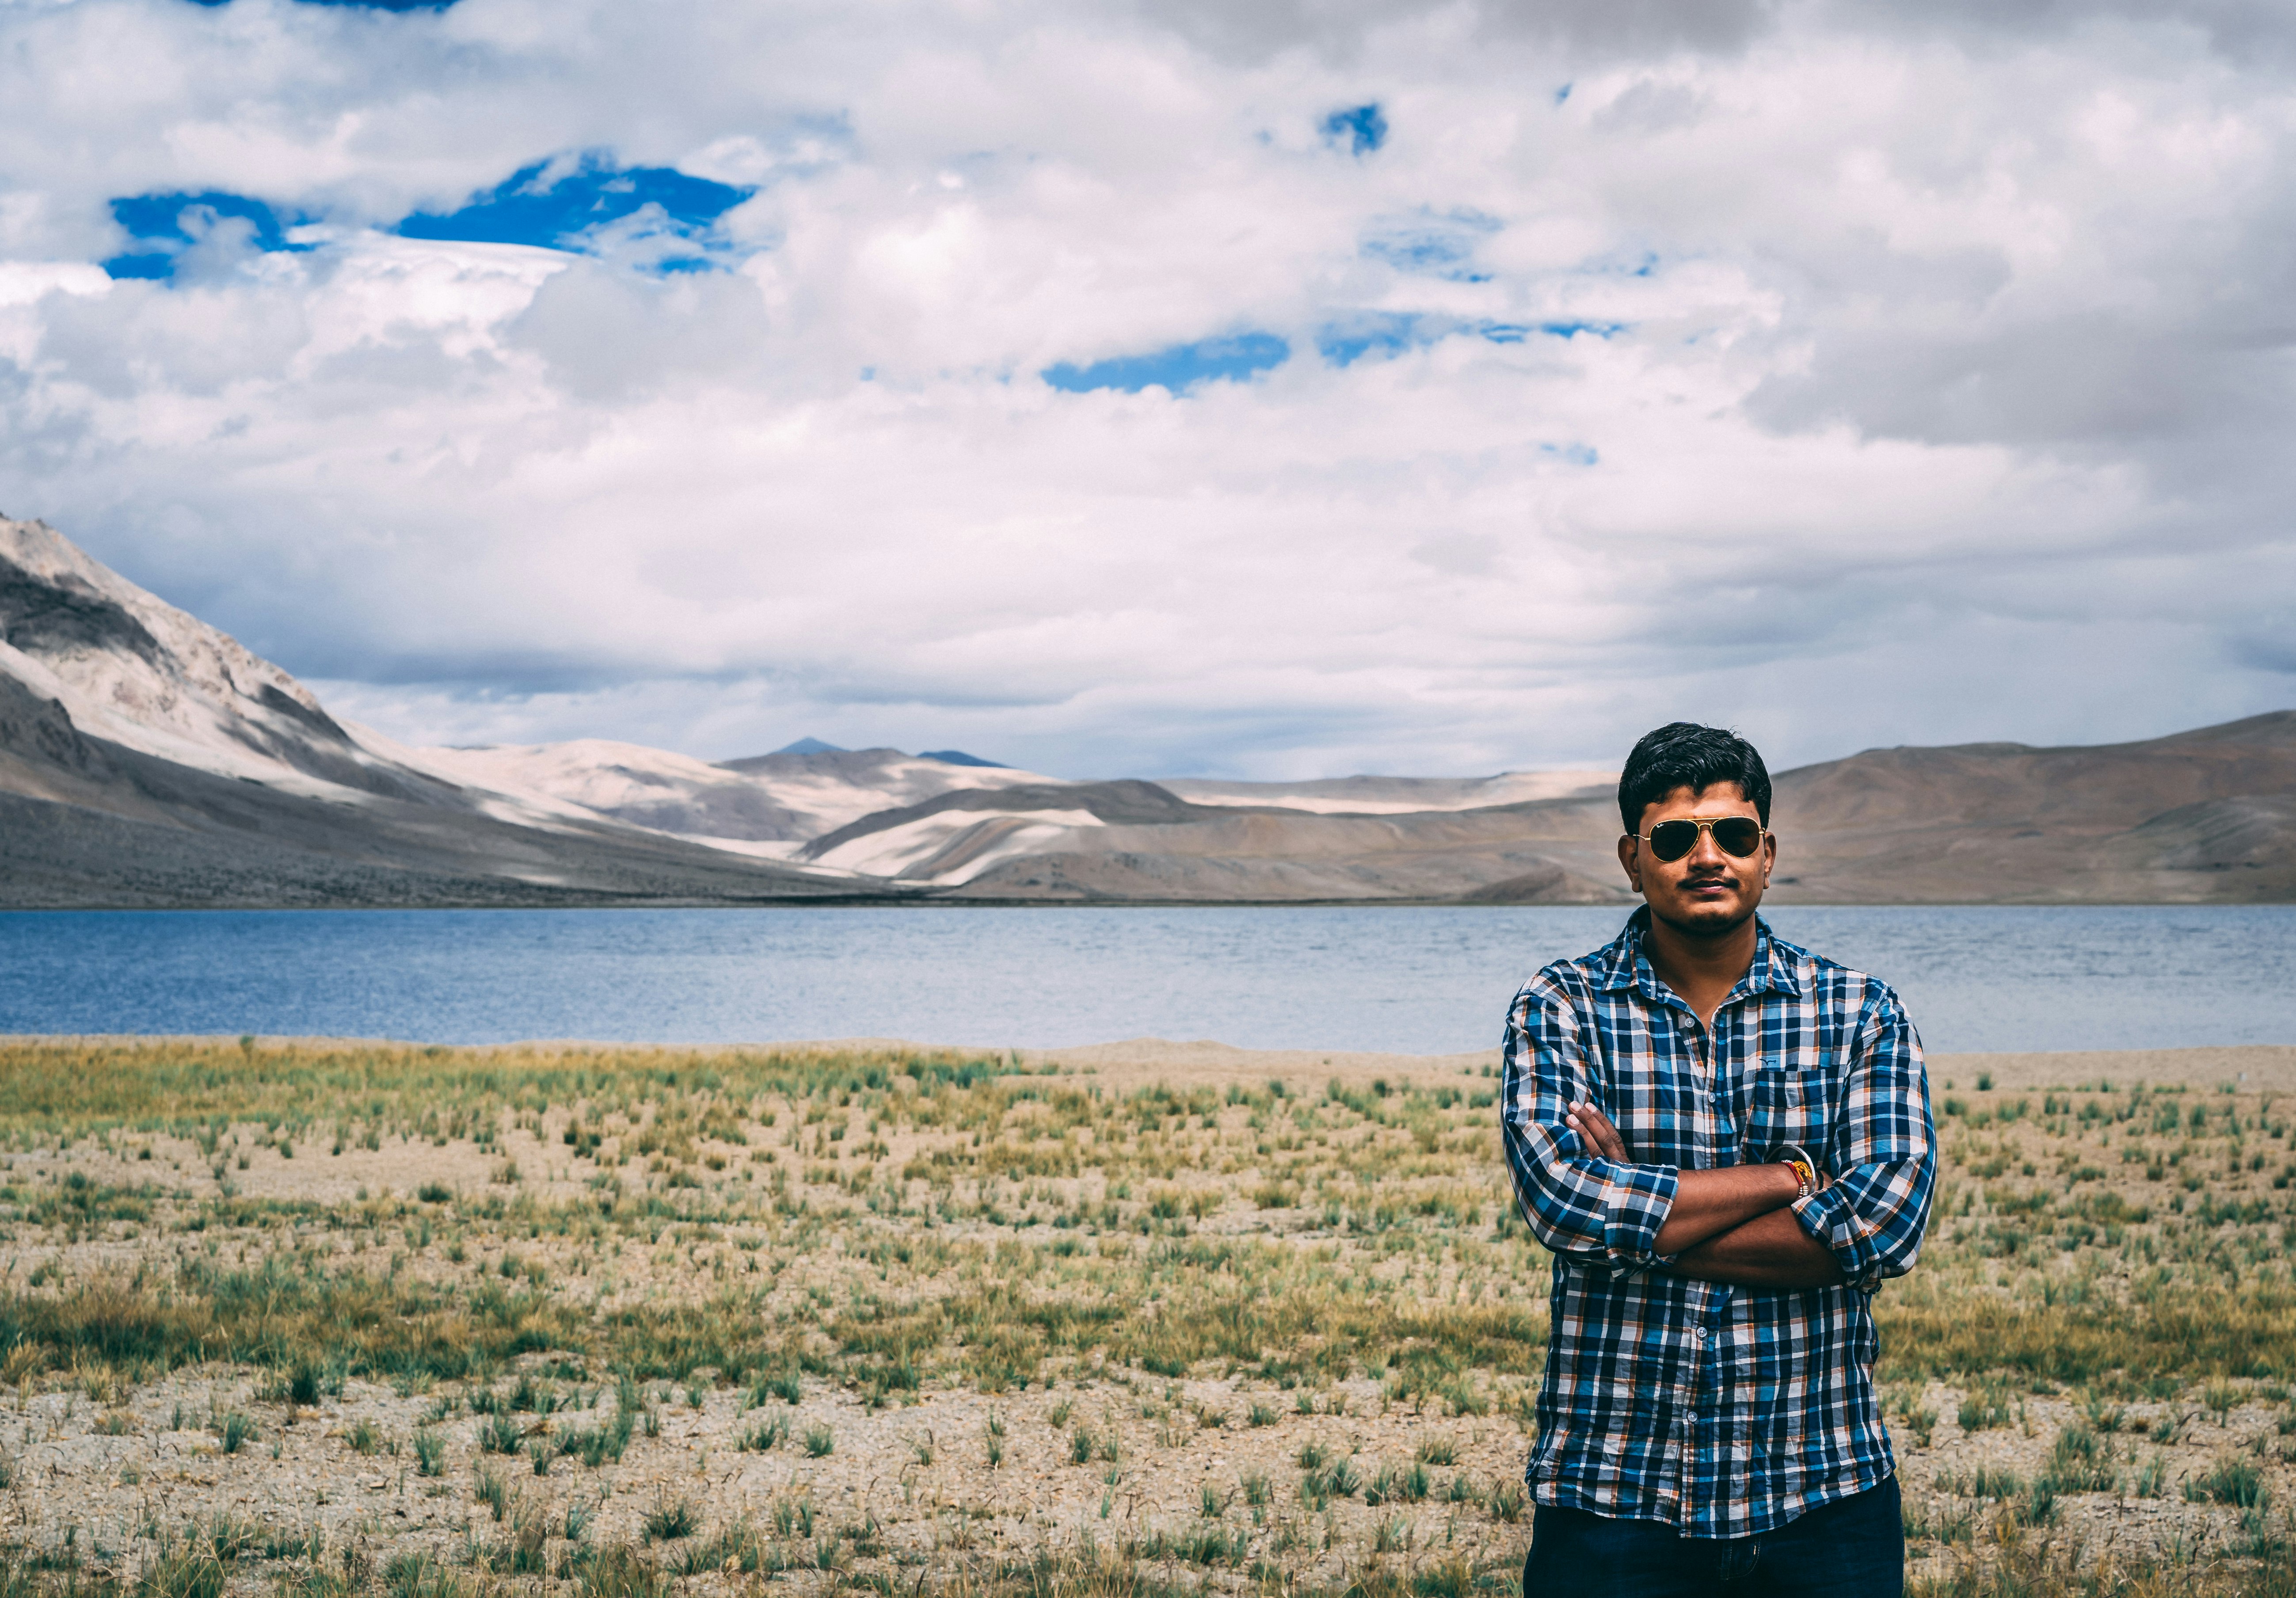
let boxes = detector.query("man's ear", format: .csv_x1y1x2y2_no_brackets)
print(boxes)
1616,833,1642,891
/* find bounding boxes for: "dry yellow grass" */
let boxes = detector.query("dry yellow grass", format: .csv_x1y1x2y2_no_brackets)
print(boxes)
0,1038,2286,1598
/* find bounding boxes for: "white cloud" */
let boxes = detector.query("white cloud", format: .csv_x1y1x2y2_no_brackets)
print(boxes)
0,0,2290,780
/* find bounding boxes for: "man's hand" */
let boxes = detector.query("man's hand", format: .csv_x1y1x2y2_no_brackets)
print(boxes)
1563,1099,1630,1160
1560,1098,1822,1264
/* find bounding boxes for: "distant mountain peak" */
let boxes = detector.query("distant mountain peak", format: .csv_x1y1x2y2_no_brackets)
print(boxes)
774,736,845,755
921,749,1008,768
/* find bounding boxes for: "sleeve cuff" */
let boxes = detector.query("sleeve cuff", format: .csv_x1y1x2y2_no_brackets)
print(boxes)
1792,1188,1882,1289
1601,1163,1679,1266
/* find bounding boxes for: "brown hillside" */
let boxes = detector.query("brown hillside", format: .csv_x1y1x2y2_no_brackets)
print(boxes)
1763,711,2296,902
938,711,2296,904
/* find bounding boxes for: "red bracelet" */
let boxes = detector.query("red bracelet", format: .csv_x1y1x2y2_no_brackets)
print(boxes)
1777,1143,1817,1198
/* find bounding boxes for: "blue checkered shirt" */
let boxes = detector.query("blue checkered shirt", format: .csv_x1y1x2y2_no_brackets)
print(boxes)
1500,908,1936,1537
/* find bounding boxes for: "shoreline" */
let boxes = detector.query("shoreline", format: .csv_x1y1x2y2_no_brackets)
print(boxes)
948,1037,2296,1094
7,1032,2290,1093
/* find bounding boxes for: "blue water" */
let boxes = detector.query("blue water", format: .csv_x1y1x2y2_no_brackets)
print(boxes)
0,905,2288,1056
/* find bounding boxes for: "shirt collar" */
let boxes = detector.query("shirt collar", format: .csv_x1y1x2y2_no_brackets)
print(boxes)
1596,905,1805,1008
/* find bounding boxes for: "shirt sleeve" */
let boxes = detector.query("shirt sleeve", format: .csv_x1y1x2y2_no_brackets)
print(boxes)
1500,974,1678,1270
1790,984,1937,1291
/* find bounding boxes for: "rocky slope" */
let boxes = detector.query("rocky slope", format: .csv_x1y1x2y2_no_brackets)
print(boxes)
0,517,882,907
1759,713,2296,902
422,740,1066,856
1162,770,1612,814
873,717,2296,903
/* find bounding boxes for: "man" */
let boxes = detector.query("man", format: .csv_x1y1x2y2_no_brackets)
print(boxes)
1502,722,1935,1596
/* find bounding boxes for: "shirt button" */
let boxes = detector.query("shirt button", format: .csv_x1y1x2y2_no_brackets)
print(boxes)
1693,1327,1708,1341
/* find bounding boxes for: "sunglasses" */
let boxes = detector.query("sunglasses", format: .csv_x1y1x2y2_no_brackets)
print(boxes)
1633,816,1768,862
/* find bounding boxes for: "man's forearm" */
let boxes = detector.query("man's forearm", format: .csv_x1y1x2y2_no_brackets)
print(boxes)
1664,1207,1845,1288
1560,1099,1820,1265
1650,1163,1803,1256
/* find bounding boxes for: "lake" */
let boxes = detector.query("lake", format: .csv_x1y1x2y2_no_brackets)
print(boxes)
2,904,2290,1056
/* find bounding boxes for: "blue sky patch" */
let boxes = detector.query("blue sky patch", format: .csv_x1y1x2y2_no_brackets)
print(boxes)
1479,321,1625,344
184,1,456,9
397,156,754,252
103,155,755,282
1316,315,1628,366
1317,314,1427,367
103,191,309,279
1043,332,1290,395
103,255,178,282
1322,104,1388,156
1362,208,1500,280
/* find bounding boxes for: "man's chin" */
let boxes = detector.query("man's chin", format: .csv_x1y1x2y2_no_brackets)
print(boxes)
1654,897,1756,938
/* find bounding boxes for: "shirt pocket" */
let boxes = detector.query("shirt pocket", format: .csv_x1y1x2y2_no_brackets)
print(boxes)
1745,1054,1837,1160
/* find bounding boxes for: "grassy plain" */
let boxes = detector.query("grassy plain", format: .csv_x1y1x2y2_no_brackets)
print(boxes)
0,1039,2289,1598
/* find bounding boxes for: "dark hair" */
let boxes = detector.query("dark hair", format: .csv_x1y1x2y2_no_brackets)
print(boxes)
1617,723,1772,833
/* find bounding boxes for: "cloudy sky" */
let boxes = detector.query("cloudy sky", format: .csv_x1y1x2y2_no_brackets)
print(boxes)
0,0,2289,779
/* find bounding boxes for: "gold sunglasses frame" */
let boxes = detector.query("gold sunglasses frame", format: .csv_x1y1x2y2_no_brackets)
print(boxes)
1627,816,1771,862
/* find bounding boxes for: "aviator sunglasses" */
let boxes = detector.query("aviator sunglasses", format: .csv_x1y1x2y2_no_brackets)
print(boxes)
1632,816,1768,862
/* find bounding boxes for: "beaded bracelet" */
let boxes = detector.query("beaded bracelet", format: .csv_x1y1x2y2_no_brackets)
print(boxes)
1777,1142,1818,1198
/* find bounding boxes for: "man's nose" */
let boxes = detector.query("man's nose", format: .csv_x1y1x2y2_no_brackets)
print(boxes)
1685,828,1730,868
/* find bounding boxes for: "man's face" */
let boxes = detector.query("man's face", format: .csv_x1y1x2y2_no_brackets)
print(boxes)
1616,782,1775,938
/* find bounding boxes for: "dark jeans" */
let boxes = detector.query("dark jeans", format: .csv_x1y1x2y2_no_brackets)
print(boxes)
1521,1475,1902,1598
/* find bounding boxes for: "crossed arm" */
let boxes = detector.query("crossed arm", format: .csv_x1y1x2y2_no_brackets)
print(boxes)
1563,1100,1845,1288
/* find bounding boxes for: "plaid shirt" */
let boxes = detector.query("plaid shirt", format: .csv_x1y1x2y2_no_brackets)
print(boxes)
1500,908,1935,1538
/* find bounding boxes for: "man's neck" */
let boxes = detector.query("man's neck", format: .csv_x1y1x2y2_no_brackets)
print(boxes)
1640,910,1759,1031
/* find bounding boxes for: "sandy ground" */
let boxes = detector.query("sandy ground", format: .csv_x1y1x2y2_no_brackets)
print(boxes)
800,1037,2296,1096
1923,1044,2296,1094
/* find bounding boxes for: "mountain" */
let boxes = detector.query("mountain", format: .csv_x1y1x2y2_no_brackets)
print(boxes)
416,740,819,851
420,742,1066,857
770,721,2296,903
924,790,1630,902
1161,770,1612,814
0,515,466,804
800,780,1220,882
0,515,2289,907
0,516,882,907
714,746,1060,832
1757,715,2296,902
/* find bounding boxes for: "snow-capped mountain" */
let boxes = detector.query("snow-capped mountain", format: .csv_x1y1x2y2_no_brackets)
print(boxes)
0,514,650,841
0,516,434,801
0,516,864,905
422,740,1067,858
